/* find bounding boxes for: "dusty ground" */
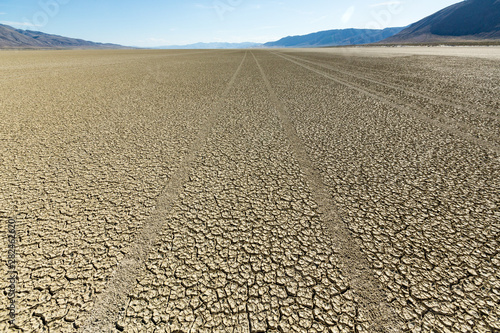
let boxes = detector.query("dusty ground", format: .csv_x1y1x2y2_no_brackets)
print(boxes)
288,46,500,59
0,48,498,332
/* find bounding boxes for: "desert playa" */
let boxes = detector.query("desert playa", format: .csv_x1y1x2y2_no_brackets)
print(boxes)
0,48,498,332
288,46,500,59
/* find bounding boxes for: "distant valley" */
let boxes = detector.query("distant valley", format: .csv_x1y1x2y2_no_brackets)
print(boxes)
155,42,262,50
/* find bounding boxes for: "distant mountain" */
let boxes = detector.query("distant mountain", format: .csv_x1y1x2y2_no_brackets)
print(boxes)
382,0,500,44
0,23,125,49
156,42,262,49
263,27,404,48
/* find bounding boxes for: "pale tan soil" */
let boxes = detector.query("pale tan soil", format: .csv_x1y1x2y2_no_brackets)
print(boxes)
0,49,498,332
285,46,500,59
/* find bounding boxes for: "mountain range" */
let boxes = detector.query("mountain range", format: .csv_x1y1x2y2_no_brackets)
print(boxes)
155,42,262,49
155,29,405,49
382,0,500,43
0,23,123,49
1,0,499,49
264,27,404,48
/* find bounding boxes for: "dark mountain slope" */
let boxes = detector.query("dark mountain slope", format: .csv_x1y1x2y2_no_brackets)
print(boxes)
0,23,124,48
0,24,45,48
382,0,500,43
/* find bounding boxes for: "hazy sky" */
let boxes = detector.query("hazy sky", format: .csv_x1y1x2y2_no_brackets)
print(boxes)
1,0,461,47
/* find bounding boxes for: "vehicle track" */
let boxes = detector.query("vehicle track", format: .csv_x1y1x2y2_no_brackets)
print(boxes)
255,50,500,333
278,52,500,122
110,49,374,333
272,51,500,155
80,52,248,333
282,51,500,117
251,51,403,332
1,48,498,333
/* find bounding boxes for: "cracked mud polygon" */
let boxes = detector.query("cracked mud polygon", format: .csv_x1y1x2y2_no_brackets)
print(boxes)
0,48,499,332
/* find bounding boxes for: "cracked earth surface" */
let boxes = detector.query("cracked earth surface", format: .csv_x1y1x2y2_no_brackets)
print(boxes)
1,48,499,332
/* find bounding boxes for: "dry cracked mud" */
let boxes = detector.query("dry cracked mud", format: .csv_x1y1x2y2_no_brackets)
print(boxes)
0,48,499,332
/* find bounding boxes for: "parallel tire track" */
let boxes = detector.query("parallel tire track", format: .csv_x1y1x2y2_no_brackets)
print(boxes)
80,52,247,333
281,52,500,122
252,51,404,332
273,51,500,155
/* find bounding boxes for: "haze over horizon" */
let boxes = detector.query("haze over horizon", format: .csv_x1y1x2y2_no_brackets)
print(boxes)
1,0,461,47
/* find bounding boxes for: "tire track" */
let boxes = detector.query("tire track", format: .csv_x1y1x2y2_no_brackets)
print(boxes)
111,51,370,332
251,51,404,332
281,52,500,121
273,51,500,155
276,51,499,144
79,51,247,333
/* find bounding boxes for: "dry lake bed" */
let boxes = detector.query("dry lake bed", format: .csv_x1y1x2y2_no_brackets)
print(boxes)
0,47,499,332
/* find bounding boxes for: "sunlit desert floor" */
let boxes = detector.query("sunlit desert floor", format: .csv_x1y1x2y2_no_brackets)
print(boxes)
0,48,499,332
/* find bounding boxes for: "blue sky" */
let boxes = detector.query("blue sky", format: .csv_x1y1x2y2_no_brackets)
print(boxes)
0,0,461,47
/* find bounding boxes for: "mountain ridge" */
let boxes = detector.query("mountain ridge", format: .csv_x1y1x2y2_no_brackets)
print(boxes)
382,0,500,43
4,0,499,50
155,42,262,49
0,23,125,49
264,27,405,48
